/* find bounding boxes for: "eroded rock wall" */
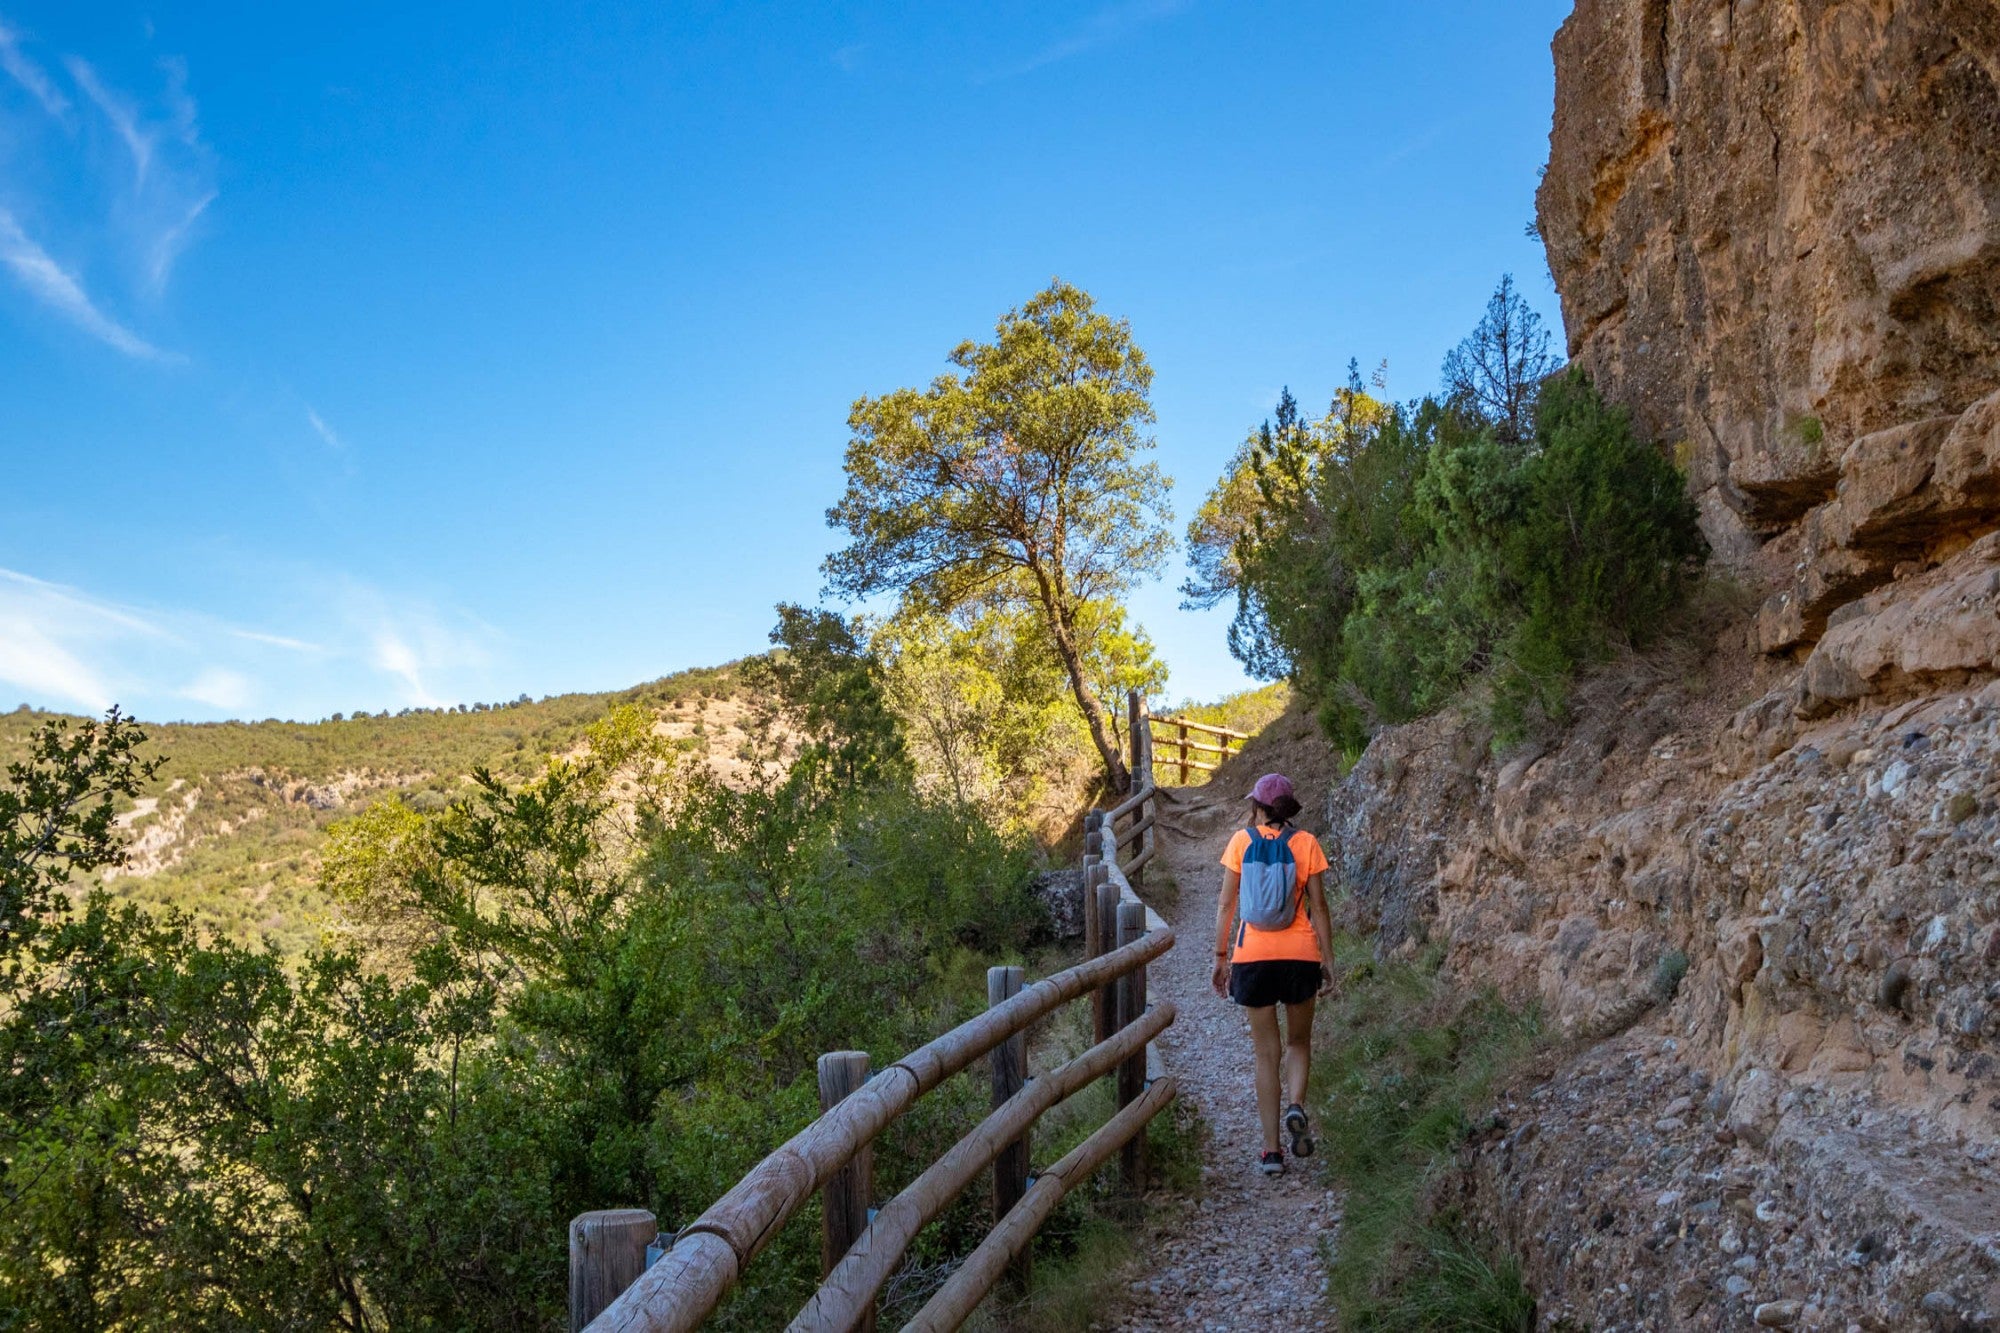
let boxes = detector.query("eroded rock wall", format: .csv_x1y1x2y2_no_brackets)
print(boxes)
1331,665,2000,1328
1538,0,2000,561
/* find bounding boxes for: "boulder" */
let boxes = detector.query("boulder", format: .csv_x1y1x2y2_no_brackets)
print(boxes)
1797,531,2000,715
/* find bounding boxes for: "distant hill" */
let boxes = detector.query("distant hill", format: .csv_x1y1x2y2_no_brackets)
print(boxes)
0,663,761,954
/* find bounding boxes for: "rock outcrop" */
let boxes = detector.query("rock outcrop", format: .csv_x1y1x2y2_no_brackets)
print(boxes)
1326,4,2000,1327
1537,0,2000,562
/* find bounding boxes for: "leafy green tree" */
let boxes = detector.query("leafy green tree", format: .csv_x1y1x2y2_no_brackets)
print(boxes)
746,604,910,791
1205,370,1403,682
1483,370,1707,733
823,279,1172,791
874,598,1163,830
1207,296,1701,757
1181,387,1309,612
3,687,1046,1330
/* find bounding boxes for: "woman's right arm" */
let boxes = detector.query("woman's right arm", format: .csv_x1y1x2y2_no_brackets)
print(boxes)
1212,869,1239,997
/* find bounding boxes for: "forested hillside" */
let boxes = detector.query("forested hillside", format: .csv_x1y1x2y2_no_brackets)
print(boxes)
0,664,745,952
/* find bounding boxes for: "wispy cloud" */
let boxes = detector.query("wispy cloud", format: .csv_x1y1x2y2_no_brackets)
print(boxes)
230,628,322,653
987,0,1191,80
371,631,434,707
0,24,216,353
65,52,214,295
0,207,170,358
144,187,213,295
0,564,505,721
180,666,252,711
65,56,154,185
0,569,165,712
0,19,66,117
831,43,867,73
305,407,345,451
345,588,495,710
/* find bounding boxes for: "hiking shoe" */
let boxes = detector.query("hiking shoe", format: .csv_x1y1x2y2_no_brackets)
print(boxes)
1284,1103,1316,1159
1258,1150,1285,1176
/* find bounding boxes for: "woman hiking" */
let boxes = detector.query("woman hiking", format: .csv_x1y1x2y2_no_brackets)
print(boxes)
1210,772,1335,1176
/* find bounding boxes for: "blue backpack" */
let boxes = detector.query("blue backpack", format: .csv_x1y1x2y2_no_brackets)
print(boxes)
1238,824,1300,932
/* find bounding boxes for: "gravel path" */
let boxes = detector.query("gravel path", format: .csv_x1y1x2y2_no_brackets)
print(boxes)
1103,782,1342,1330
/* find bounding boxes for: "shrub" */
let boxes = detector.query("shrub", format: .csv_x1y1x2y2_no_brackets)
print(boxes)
1220,364,1706,756
1652,949,1690,1004
1483,371,1708,737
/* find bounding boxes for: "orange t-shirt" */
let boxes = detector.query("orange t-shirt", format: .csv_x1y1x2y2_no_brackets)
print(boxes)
1220,825,1329,964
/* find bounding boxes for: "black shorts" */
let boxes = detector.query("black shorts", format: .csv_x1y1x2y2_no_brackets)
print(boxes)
1229,960,1320,1008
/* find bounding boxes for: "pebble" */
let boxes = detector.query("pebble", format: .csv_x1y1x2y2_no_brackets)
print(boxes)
1921,1291,1960,1316
1755,1299,1803,1326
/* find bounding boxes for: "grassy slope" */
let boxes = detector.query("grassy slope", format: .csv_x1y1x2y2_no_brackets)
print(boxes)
1314,936,1541,1331
0,664,743,954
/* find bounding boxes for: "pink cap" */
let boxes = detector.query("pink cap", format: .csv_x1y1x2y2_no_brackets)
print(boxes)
1245,773,1295,806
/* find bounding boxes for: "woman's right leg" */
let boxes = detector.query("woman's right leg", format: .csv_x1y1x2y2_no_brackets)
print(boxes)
1246,1002,1283,1154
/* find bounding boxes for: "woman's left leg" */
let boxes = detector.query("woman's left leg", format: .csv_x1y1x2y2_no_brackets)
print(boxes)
1246,1002,1284,1154
1281,996,1316,1107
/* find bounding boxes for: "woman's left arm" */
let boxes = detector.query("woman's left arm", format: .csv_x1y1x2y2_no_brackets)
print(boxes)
1306,870,1337,996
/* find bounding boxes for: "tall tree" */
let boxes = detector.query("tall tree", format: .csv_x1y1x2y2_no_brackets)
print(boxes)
1440,274,1562,446
823,280,1172,791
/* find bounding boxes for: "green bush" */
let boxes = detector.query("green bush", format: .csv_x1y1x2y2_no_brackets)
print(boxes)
1484,372,1708,737
1226,366,1707,755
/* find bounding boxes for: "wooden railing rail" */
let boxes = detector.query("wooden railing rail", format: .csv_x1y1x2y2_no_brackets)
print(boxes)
789,1002,1175,1332
1150,713,1248,785
574,690,1174,1333
1161,716,1248,740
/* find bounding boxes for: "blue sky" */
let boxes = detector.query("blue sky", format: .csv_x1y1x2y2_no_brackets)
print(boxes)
0,1,1572,722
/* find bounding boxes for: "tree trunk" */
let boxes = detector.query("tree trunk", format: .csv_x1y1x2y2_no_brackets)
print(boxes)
1028,565,1130,791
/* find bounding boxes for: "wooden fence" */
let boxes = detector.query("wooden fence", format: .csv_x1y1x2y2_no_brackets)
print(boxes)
1148,714,1248,785
569,691,1172,1332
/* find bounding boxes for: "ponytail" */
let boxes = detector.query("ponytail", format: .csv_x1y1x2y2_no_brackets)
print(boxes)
1251,795,1302,826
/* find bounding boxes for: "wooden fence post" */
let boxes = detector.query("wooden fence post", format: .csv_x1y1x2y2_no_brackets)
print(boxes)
1127,689,1142,796
569,1208,657,1332
1084,806,1104,862
987,965,1031,1294
1178,720,1189,785
818,1051,876,1332
1116,901,1149,1196
1093,871,1119,1046
1082,821,1104,966
1130,694,1151,892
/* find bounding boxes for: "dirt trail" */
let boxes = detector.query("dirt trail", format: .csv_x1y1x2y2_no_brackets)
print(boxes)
1106,708,1343,1330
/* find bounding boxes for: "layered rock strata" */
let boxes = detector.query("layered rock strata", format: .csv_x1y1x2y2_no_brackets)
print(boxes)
1332,674,2000,1329
1537,0,2000,562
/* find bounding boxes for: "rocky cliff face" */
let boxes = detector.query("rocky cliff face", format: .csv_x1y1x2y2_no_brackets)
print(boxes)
1537,0,2000,565
1328,4,2000,1328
